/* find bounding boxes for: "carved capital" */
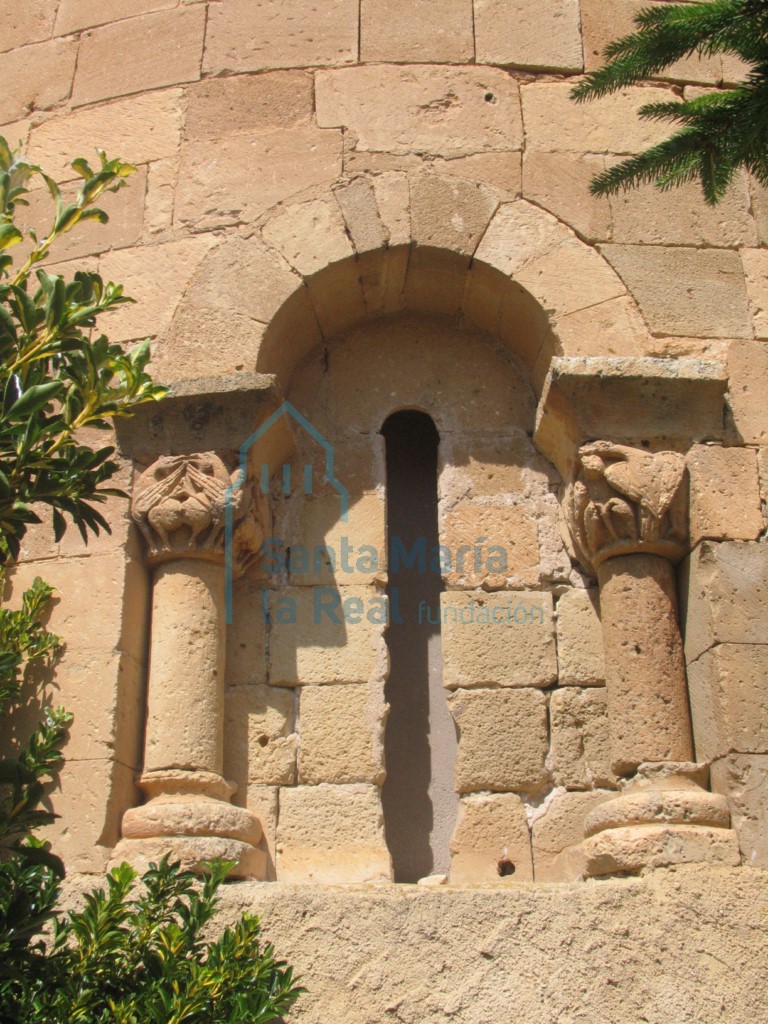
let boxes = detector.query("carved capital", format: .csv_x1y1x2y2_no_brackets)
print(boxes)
563,441,688,575
132,452,266,571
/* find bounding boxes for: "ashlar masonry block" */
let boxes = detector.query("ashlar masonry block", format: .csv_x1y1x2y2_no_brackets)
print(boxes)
687,644,768,763
549,688,618,790
449,792,533,883
555,588,605,686
298,682,387,785
448,687,549,793
441,591,556,689
224,685,297,786
687,445,763,546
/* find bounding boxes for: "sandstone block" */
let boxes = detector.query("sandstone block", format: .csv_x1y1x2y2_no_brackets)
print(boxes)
1,0,57,51
441,591,556,689
370,172,411,246
759,447,768,528
334,178,387,254
687,445,763,546
516,237,626,319
298,682,386,785
741,248,768,340
475,0,582,72
474,200,571,279
688,644,768,763
224,684,296,785
727,340,768,445
316,65,523,157
361,0,472,63
98,235,218,342
410,173,499,256
72,7,204,107
681,541,768,663
226,578,268,686
28,90,184,181
581,0,728,83
555,588,605,687
550,688,617,790
610,173,755,247
174,128,342,232
17,166,147,264
240,784,278,880
711,753,768,867
268,586,387,686
113,835,266,879
0,38,77,126
522,83,673,153
276,783,391,883
523,151,611,242
144,156,179,239
55,0,177,34
48,758,136,874
262,197,353,277
532,789,614,881
153,306,266,383
204,0,358,74
439,501,540,589
185,71,313,141
583,823,741,877
449,687,549,792
449,793,533,883
553,295,653,358
600,245,751,338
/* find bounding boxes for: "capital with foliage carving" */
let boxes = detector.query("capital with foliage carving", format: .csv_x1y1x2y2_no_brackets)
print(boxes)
563,441,688,575
132,452,266,572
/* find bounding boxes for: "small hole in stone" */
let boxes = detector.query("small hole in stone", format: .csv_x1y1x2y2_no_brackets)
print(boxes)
634,644,641,654
497,858,515,877
257,734,270,748
484,92,496,103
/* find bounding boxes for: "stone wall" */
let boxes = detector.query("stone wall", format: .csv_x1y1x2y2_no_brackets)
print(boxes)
3,1,768,1019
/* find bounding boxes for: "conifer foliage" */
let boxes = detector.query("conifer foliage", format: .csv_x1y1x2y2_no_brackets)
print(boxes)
571,0,768,204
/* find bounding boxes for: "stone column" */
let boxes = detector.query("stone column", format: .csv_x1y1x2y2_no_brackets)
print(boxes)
564,441,739,875
111,452,266,877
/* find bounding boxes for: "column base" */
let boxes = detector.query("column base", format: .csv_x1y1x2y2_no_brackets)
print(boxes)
581,762,740,877
110,770,266,879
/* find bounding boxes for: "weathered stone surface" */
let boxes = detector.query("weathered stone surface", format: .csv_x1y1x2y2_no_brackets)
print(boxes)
262,197,353,276
474,199,571,278
333,178,387,254
0,0,57,51
439,501,540,589
759,447,768,528
741,248,768,339
276,783,391,883
681,541,768,663
688,644,768,763
550,688,617,790
410,173,499,256
475,0,583,72
185,71,314,140
532,789,614,882
687,444,763,546
143,156,179,239
555,588,605,686
516,237,625,319
522,83,673,153
448,687,549,793
28,90,184,180
0,37,77,125
226,578,268,686
598,554,694,774
72,7,204,106
268,586,387,686
204,0,358,73
583,824,741,876
361,0,473,63
370,172,411,245
113,835,265,879
728,340,768,445
224,684,297,785
610,173,755,247
55,0,176,34
298,682,386,784
581,0,729,83
240,784,278,880
174,128,342,231
98,236,218,342
441,591,556,689
555,295,653,359
122,798,261,843
601,244,751,338
523,151,611,242
711,754,768,867
316,65,523,157
449,793,533,883
16,166,147,263
153,304,266,382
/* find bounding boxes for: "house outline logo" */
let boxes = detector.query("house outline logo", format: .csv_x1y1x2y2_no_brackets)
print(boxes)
224,401,350,623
